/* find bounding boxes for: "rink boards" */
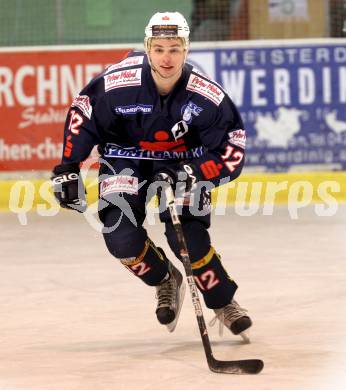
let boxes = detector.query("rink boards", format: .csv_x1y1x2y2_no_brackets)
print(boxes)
1,171,346,212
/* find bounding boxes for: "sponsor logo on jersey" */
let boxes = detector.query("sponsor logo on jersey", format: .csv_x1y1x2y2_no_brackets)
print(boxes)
105,56,144,74
104,68,142,92
103,143,204,160
181,101,203,124
114,104,153,115
186,74,225,106
228,129,246,149
71,95,92,119
100,175,139,196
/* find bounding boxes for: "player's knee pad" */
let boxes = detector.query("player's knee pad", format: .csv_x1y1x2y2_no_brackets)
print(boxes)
119,239,169,286
191,247,238,309
165,220,210,262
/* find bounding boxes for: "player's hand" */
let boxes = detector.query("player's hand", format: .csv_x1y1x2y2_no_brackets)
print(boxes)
51,163,87,213
154,162,198,193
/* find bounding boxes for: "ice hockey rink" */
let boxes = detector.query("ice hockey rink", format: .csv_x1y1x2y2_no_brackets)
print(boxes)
1,204,346,390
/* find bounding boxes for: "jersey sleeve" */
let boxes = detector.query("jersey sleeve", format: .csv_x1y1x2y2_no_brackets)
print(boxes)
60,78,103,165
191,94,246,187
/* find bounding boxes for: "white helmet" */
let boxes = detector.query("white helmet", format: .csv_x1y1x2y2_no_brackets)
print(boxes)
144,12,190,51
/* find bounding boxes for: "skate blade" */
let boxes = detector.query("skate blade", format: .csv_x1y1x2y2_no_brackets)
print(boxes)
240,330,251,344
166,281,186,333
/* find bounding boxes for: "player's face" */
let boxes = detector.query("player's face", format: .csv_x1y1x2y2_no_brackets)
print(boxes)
149,38,186,79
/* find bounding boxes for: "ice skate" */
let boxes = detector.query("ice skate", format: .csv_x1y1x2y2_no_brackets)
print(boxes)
210,300,252,343
155,261,186,333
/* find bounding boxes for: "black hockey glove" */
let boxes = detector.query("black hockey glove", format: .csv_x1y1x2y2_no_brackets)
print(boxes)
51,163,87,213
154,162,198,193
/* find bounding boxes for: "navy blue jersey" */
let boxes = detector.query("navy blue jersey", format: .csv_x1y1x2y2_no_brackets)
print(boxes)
61,51,246,186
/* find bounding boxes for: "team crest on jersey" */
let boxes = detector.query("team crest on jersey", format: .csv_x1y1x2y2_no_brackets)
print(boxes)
105,56,144,74
71,95,92,119
181,101,203,124
104,68,142,92
186,74,225,106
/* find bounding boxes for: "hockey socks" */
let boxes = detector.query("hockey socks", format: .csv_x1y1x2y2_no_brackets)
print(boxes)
120,238,169,286
191,246,238,309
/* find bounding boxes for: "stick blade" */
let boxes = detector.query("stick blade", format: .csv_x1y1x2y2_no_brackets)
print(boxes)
209,358,264,375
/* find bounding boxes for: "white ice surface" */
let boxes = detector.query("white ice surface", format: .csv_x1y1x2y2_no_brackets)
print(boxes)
1,205,346,390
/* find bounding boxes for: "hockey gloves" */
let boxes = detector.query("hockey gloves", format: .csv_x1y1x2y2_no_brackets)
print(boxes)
155,162,198,193
51,163,87,213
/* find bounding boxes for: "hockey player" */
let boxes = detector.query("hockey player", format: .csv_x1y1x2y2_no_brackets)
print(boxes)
52,12,252,339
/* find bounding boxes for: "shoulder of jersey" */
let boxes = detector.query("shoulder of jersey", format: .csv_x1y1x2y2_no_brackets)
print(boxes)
101,51,146,93
186,67,226,107
72,52,146,118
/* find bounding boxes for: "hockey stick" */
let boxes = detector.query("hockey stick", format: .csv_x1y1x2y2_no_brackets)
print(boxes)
160,179,264,374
